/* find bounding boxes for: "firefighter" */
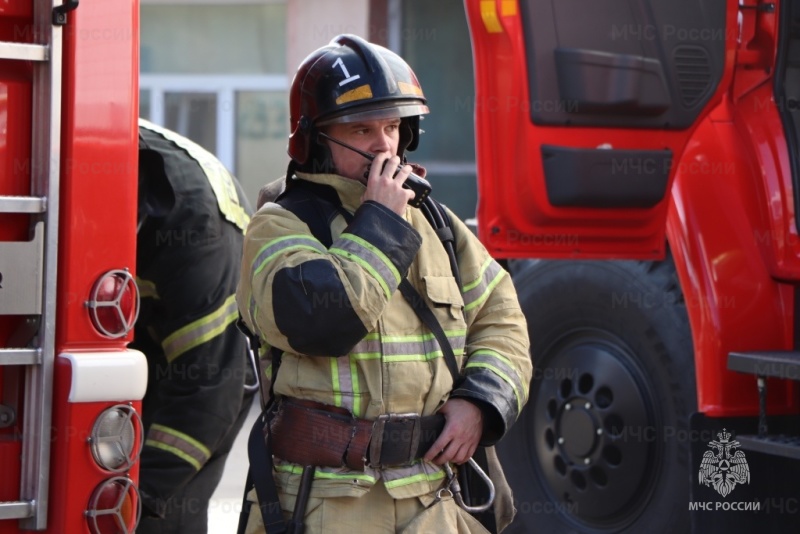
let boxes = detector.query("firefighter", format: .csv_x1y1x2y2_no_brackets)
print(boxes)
236,35,532,533
135,119,254,534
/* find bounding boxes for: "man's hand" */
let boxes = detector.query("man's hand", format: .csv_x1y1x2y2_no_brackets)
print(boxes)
424,398,483,465
362,152,414,215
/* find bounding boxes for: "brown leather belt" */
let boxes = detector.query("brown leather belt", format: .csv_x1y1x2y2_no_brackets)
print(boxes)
269,398,446,470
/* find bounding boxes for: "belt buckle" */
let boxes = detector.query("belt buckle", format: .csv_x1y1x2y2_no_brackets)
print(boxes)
369,412,421,468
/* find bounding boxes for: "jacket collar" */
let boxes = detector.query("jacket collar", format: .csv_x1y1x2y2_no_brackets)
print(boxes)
294,171,366,214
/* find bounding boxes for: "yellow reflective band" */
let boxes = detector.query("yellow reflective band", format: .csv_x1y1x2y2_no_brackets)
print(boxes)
137,277,159,300
139,118,250,231
377,330,467,363
398,81,423,97
351,333,383,360
464,268,505,312
465,361,523,414
471,348,514,368
382,330,467,343
275,463,377,482
383,352,442,363
145,440,202,470
331,357,342,408
247,292,259,334
252,235,326,277
146,423,211,471
380,331,466,358
350,356,362,417
330,246,392,300
471,348,530,399
382,333,434,343
351,352,382,360
384,468,446,489
335,356,356,413
162,294,238,362
340,233,401,284
254,243,324,277
336,84,373,105
464,258,494,292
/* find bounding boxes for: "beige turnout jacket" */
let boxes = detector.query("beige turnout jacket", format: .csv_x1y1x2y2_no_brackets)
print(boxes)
237,172,532,501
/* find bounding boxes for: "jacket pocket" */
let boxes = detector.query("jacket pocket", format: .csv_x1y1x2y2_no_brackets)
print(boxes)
423,275,465,322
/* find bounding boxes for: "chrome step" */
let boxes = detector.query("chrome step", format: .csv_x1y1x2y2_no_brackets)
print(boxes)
0,501,34,520
0,196,47,214
0,349,41,366
0,42,47,62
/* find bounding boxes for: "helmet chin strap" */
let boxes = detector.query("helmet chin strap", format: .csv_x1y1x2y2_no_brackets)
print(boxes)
296,127,338,174
398,117,414,158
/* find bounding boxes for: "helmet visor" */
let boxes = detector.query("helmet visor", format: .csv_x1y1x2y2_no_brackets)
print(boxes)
317,102,429,127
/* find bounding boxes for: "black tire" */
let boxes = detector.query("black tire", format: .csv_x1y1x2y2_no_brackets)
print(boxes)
498,255,695,533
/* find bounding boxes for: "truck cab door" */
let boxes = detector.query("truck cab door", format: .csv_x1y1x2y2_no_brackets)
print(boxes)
465,0,732,259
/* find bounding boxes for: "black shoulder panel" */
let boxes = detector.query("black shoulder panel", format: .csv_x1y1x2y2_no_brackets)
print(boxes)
273,258,367,356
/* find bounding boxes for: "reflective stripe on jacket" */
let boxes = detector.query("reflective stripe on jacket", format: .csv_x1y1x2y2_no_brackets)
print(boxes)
237,172,532,500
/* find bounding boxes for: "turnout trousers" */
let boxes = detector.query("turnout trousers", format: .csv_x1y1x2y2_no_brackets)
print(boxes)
242,479,489,534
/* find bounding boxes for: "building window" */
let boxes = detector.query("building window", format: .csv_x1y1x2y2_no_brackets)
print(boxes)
139,1,288,207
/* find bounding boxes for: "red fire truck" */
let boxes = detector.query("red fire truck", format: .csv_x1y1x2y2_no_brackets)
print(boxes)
0,1,143,533
466,0,799,532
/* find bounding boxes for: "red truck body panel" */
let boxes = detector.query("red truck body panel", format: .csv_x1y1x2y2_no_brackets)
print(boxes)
465,0,799,416
0,1,141,532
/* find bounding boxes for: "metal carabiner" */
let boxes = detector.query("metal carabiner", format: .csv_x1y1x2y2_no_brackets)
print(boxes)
444,458,496,514
242,334,261,395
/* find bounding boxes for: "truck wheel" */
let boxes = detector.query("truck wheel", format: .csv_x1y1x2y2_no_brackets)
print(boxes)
499,256,695,533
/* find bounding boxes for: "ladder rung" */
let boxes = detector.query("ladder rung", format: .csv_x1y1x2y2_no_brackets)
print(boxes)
0,349,41,366
0,196,46,214
0,501,34,520
0,42,47,62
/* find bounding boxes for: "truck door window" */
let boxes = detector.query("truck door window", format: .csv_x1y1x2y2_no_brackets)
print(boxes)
519,0,726,129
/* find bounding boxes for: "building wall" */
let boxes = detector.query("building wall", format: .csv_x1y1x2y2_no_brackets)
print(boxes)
287,0,370,78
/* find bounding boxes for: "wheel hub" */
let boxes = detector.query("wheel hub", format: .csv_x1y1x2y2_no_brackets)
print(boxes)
559,401,599,460
531,334,657,527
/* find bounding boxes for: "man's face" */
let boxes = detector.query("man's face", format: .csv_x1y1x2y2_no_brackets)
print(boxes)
322,118,402,183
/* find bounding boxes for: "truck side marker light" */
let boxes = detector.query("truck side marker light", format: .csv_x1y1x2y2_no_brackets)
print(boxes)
86,269,140,338
88,404,143,473
480,0,503,33
85,476,141,534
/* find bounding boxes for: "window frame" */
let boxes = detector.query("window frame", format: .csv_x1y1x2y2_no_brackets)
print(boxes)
140,74,287,175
